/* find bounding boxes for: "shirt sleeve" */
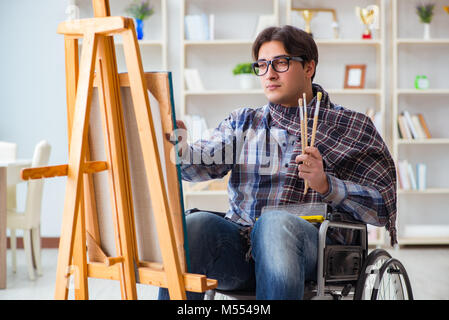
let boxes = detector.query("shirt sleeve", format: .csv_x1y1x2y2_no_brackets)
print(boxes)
177,114,236,182
320,174,388,227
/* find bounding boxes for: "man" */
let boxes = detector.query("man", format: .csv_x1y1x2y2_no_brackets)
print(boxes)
159,25,397,300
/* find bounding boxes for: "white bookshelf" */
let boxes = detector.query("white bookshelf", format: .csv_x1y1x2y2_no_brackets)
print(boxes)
392,0,449,245
286,0,387,246
180,0,279,212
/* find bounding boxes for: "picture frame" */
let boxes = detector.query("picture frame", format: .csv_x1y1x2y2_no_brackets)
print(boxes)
344,64,366,89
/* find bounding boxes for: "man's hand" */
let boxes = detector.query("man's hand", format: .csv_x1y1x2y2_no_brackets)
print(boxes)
166,120,187,142
175,120,187,132
295,146,329,194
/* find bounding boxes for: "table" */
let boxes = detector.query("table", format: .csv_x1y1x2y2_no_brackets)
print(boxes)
0,160,32,289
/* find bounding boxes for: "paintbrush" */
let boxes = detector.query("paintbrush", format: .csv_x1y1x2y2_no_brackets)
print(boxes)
304,91,322,195
310,91,322,148
303,93,310,194
298,98,305,156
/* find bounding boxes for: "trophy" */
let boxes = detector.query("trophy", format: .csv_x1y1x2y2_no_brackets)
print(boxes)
291,8,339,39
302,10,315,36
355,5,379,39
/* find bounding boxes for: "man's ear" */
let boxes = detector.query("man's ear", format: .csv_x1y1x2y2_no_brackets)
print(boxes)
304,60,316,79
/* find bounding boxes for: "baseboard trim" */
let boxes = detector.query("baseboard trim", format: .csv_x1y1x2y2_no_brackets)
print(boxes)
7,237,60,249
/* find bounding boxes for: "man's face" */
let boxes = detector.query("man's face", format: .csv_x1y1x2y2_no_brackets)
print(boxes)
257,40,315,107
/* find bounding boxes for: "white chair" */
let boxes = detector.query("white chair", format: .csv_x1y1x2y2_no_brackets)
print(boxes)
7,140,51,280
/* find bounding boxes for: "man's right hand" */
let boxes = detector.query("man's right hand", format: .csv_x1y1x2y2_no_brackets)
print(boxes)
166,120,187,143
175,120,187,133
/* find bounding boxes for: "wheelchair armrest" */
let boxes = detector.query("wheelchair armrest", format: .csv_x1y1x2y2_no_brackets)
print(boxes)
318,220,367,252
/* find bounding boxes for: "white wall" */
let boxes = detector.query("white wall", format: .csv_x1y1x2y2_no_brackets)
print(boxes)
0,0,68,237
0,0,195,237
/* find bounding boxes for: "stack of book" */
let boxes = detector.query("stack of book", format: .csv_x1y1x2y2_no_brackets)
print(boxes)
397,110,431,139
397,160,427,191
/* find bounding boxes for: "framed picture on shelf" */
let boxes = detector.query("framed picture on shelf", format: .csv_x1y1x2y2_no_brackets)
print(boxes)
344,64,366,89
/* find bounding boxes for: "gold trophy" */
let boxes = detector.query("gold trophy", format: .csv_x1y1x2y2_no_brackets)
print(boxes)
302,10,315,36
291,8,340,39
355,5,379,39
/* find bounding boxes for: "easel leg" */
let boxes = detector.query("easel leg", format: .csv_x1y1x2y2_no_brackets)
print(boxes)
55,32,98,299
121,27,186,300
72,194,89,299
95,35,138,300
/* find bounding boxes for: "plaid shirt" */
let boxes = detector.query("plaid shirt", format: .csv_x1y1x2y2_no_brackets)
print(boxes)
178,85,396,244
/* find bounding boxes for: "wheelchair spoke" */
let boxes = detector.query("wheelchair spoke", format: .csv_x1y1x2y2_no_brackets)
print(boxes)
375,260,410,300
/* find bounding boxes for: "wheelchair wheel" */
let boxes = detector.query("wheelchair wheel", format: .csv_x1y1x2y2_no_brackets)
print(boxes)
354,249,391,300
371,258,413,300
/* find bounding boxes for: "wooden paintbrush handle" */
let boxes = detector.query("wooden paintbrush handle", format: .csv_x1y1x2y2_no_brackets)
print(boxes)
310,115,319,147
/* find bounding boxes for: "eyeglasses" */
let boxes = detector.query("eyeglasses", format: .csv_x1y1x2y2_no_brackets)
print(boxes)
252,56,304,76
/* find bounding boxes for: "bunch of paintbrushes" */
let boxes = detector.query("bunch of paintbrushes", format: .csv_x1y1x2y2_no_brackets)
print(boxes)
299,91,322,195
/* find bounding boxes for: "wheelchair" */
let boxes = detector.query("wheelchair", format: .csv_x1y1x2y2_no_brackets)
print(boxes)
204,210,414,300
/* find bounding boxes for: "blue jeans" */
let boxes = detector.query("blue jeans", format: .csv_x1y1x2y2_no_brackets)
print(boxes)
158,209,319,300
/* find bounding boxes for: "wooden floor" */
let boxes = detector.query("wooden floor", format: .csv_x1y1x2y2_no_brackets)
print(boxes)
0,247,448,300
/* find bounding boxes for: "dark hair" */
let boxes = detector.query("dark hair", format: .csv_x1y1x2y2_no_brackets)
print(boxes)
252,25,318,81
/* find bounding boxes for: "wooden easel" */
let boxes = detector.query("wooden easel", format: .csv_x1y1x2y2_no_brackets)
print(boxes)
21,0,217,299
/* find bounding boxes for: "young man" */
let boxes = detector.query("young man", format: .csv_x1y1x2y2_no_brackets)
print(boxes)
159,25,397,300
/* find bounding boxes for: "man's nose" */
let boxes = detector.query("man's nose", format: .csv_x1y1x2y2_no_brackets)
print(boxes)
265,63,278,79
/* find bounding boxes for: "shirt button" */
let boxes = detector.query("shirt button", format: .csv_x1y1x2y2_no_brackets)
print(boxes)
285,163,288,168
282,142,286,147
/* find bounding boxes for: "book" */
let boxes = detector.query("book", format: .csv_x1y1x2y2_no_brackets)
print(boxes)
184,69,204,91
411,115,426,139
416,163,427,191
417,113,432,138
407,162,417,190
402,110,418,139
208,14,215,40
398,115,411,139
397,160,410,190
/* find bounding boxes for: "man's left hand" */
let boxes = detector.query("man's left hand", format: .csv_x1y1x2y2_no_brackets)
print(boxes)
295,147,329,194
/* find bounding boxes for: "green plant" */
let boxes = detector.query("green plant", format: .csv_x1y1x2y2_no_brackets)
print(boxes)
233,62,253,75
125,0,154,21
416,3,435,23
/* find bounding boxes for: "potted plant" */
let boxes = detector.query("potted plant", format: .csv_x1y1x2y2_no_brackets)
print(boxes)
125,0,155,40
233,62,256,90
416,3,435,39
